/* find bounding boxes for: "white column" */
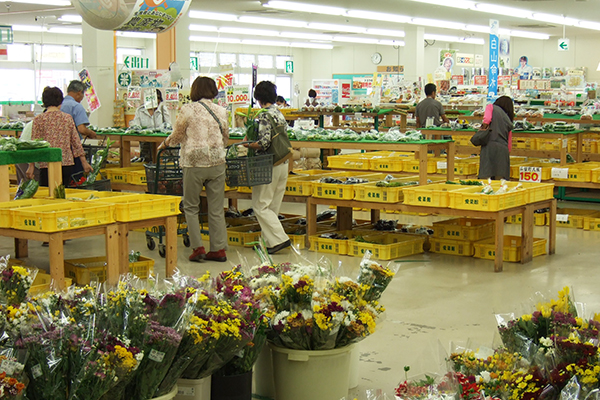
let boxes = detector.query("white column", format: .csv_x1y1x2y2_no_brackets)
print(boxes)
82,22,115,127
175,14,191,83
404,26,425,83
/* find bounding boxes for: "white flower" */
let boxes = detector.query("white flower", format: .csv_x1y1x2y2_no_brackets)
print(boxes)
273,311,290,326
338,277,353,284
539,337,553,347
300,310,313,320
479,371,491,383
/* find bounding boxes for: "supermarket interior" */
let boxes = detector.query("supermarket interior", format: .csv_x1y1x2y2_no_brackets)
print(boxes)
2,0,600,400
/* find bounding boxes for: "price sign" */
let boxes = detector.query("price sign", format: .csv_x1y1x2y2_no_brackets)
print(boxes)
437,161,448,170
551,168,569,179
519,166,542,183
556,214,569,222
226,85,250,104
165,87,179,102
127,86,142,101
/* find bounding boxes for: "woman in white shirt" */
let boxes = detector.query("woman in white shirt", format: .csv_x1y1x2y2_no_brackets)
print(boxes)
130,89,171,162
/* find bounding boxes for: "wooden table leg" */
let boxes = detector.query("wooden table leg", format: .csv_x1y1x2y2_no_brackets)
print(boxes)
401,114,407,130
559,135,567,165
14,238,28,258
418,145,427,185
549,199,556,255
165,216,178,277
47,161,63,196
228,198,238,209
494,212,505,272
118,223,130,275
370,209,380,224
105,224,120,286
48,232,65,290
0,165,9,202
306,198,317,247
122,139,131,168
520,204,534,264
447,141,455,181
337,206,353,231
576,132,583,163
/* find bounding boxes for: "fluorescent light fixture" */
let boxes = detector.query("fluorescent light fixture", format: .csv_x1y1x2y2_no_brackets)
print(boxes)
597,62,600,71
409,0,475,8
411,17,465,31
366,28,405,38
264,1,346,16
220,27,278,36
530,13,578,26
424,33,482,44
289,42,333,49
333,36,379,44
464,24,490,34
345,10,411,24
280,31,332,41
11,25,47,33
237,16,308,28
377,39,405,46
472,3,532,18
578,20,600,31
189,35,241,44
58,15,83,23
0,0,70,5
189,24,218,33
188,10,237,21
242,39,291,47
308,22,366,34
48,27,82,35
116,31,157,39
502,29,549,40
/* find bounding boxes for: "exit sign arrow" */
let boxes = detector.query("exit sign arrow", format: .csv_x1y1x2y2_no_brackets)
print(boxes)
124,55,130,68
558,38,569,51
559,42,567,49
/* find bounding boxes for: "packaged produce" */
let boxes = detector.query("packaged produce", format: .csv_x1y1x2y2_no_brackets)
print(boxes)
13,179,39,200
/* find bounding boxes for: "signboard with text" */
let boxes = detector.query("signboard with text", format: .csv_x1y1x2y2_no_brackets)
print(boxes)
488,19,499,99
226,85,251,104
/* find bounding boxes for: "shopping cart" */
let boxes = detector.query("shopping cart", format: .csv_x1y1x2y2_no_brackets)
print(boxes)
144,147,207,257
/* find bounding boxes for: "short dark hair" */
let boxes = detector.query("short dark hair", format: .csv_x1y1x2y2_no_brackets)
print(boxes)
424,83,437,97
67,80,86,94
276,96,285,103
520,56,528,63
190,76,218,101
308,89,317,98
494,95,515,122
42,86,64,108
254,81,277,104
156,89,163,103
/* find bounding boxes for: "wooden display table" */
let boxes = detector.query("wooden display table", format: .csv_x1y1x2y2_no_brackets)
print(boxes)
290,109,408,130
306,197,557,273
97,132,167,168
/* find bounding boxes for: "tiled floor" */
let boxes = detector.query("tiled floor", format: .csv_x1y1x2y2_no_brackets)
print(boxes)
2,198,600,397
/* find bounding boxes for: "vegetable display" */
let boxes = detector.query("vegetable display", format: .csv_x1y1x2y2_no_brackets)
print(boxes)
0,137,50,152
13,179,39,200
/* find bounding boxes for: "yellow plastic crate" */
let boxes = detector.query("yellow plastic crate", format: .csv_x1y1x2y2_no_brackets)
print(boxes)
402,183,465,208
436,158,479,176
553,163,600,183
453,135,476,147
0,199,70,228
584,216,600,231
126,170,147,186
589,168,600,183
12,202,115,232
91,194,179,222
104,166,145,183
510,162,554,181
64,255,154,285
227,224,262,247
432,218,495,241
354,176,421,203
292,169,334,176
402,159,438,174
369,155,407,172
287,233,306,250
583,139,598,154
473,236,547,262
519,182,555,203
327,154,373,170
285,174,334,197
308,231,367,255
429,238,475,256
513,138,536,150
348,233,425,260
535,138,575,151
507,212,548,226
448,184,527,211
30,273,73,296
556,208,600,229
313,174,380,200
8,164,16,175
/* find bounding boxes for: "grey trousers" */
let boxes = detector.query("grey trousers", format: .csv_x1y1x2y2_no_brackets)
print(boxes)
183,164,228,252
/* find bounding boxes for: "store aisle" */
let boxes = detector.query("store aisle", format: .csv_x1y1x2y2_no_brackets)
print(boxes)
1,199,599,396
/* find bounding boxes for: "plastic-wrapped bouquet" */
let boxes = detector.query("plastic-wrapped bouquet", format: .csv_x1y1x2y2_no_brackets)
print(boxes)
0,257,37,306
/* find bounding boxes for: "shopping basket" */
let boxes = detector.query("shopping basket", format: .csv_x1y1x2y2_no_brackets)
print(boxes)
70,171,111,191
226,142,273,187
82,137,109,169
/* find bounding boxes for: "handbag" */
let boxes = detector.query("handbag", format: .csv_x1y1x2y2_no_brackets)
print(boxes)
263,112,293,166
470,127,491,146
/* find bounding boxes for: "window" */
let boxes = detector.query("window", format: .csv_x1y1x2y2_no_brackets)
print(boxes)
74,47,83,63
34,45,71,63
36,70,76,97
0,69,35,101
258,55,274,69
198,52,217,68
275,76,292,101
117,48,143,64
6,44,32,62
276,55,291,70
258,74,276,83
236,74,252,85
219,53,236,67
238,54,255,69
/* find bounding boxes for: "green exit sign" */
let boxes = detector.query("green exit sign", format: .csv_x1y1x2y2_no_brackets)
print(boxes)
285,60,294,74
190,56,199,71
0,26,13,44
124,55,149,69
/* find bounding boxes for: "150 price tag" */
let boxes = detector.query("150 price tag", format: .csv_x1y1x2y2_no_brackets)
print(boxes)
519,166,542,183
551,168,569,179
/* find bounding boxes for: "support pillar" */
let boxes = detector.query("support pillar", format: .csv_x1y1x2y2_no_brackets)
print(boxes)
156,14,190,80
404,26,425,83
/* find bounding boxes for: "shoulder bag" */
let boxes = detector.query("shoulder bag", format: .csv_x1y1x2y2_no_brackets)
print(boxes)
470,127,491,146
198,101,225,136
263,112,293,166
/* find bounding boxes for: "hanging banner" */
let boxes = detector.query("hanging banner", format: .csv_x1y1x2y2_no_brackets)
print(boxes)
455,53,474,67
165,87,179,102
78,69,101,113
440,49,456,74
488,19,500,99
73,0,192,33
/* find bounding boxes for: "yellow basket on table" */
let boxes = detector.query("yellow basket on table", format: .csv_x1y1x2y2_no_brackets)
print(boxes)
556,208,600,229
12,201,115,232
429,237,475,256
354,176,421,203
313,173,381,200
90,193,180,222
553,163,600,183
402,183,466,208
0,198,71,228
432,218,495,242
64,255,154,285
326,154,373,171
448,182,527,212
473,235,547,262
348,233,425,261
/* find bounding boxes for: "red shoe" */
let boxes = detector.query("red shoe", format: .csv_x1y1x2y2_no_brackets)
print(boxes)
205,249,227,262
189,247,206,262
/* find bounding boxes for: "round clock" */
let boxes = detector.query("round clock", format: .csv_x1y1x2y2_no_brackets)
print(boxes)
371,52,382,65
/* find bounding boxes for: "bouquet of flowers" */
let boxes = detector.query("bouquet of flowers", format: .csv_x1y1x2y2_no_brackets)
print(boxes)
357,256,399,302
0,257,37,306
395,370,458,400
0,343,29,399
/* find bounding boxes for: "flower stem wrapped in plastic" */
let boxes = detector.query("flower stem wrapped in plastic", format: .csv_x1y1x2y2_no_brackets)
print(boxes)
0,256,37,306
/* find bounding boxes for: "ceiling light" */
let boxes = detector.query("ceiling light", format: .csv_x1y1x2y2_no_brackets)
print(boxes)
220,27,278,36
472,3,533,18
530,13,578,26
366,28,405,38
11,25,47,33
411,18,465,31
409,0,475,9
242,39,291,47
377,39,405,46
289,42,333,49
116,31,157,39
578,20,600,31
0,0,70,5
189,35,241,44
424,33,484,45
58,15,83,23
333,36,379,44
308,22,366,34
237,16,308,28
464,24,490,34
502,29,549,40
189,24,218,33
264,1,346,16
280,31,332,41
345,10,411,24
48,27,82,35
188,10,237,21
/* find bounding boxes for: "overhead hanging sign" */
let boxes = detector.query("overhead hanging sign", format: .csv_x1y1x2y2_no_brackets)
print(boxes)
78,69,101,113
118,71,132,87
488,19,499,99
124,56,149,69
0,26,13,44
455,53,474,66
558,38,570,52
73,0,192,33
